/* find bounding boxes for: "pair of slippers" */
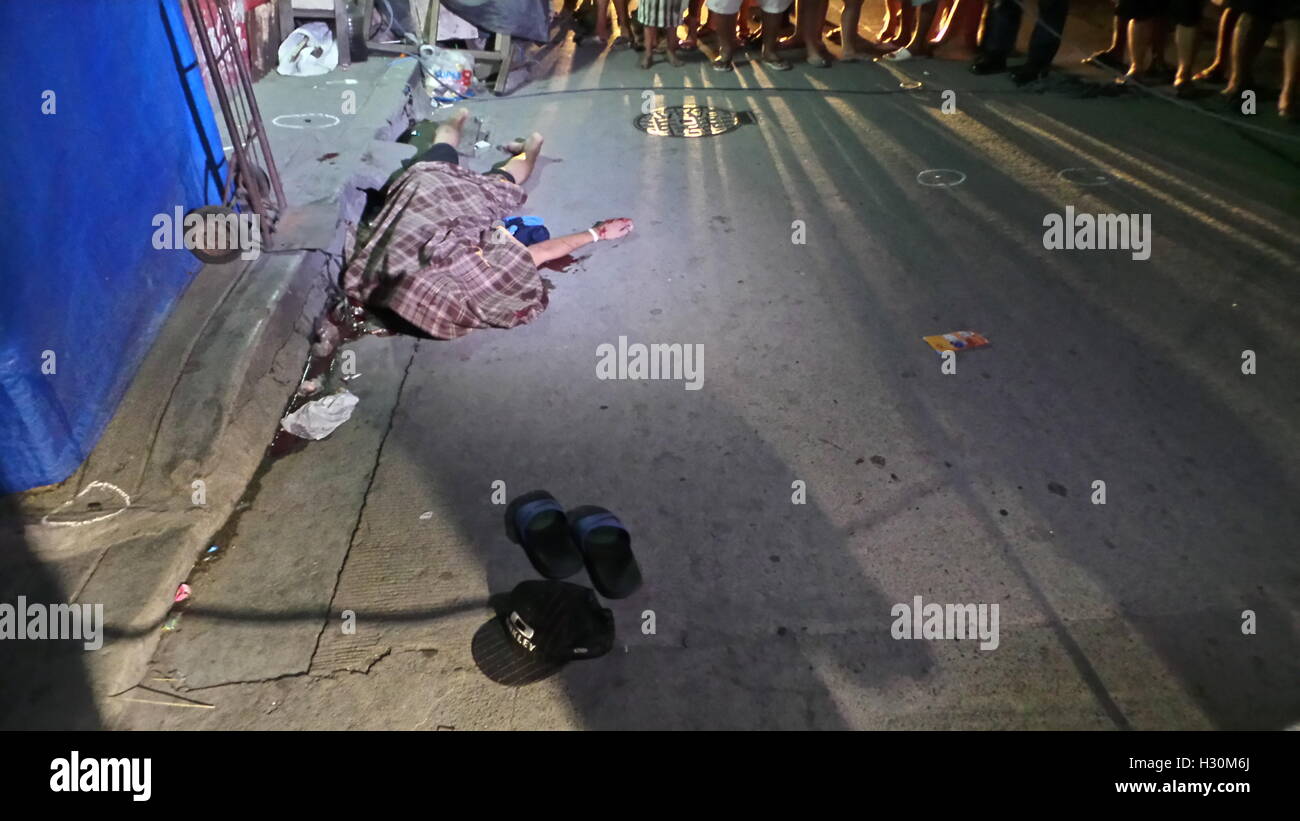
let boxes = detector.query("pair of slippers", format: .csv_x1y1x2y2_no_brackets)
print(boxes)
505,491,642,599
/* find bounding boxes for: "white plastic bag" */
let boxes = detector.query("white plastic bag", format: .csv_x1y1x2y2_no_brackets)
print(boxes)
276,22,339,77
279,390,358,439
418,44,476,102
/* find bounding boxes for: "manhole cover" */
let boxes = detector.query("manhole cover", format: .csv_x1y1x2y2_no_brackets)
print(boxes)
634,105,752,138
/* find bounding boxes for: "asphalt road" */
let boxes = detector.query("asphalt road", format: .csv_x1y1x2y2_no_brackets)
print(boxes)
118,29,1300,730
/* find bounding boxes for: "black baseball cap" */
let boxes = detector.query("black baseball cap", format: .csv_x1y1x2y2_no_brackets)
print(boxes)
471,580,615,687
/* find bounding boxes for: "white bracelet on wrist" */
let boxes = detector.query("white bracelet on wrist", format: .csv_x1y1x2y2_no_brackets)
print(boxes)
588,227,600,243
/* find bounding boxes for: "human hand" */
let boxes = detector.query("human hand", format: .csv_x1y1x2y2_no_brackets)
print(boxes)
593,218,634,240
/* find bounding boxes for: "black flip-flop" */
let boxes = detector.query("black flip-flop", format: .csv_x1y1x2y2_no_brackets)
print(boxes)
505,491,583,579
568,506,641,599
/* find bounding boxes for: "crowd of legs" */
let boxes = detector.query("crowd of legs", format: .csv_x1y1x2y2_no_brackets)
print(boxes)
553,0,1298,118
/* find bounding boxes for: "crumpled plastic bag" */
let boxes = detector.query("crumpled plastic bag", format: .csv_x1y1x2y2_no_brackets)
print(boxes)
279,390,358,439
277,22,339,77
418,44,476,102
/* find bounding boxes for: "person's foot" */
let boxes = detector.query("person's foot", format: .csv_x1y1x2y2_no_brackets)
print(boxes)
712,52,735,71
522,132,544,159
1193,63,1225,83
881,46,914,62
806,48,830,67
1173,79,1196,98
640,48,654,68
970,54,1007,75
1011,62,1049,85
667,47,685,67
760,50,792,70
1221,80,1252,98
1082,48,1125,70
1281,101,1297,122
434,108,471,145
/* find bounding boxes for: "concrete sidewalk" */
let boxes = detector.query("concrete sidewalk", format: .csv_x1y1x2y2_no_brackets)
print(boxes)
0,55,426,729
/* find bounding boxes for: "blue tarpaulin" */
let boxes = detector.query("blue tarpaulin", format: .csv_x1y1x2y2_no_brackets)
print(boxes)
0,0,226,494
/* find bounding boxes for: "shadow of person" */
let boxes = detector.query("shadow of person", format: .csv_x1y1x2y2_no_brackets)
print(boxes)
0,495,101,729
392,338,933,729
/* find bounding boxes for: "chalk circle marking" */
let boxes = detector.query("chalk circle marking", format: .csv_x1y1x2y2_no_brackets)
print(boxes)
41,481,132,528
1058,167,1112,186
272,113,341,129
916,169,966,188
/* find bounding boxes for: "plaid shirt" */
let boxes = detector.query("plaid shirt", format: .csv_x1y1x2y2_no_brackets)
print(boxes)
341,161,548,339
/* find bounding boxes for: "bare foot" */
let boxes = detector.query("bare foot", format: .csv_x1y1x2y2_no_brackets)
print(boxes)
522,132,544,159
1193,64,1225,83
433,109,471,145
667,46,684,66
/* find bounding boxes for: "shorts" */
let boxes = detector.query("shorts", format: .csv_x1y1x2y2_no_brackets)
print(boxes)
705,0,794,15
636,0,683,27
417,142,516,184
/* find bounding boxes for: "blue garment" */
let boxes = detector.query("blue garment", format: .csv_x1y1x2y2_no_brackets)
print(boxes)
503,216,550,246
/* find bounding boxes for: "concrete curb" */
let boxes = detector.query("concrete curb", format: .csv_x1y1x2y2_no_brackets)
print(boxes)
3,58,425,727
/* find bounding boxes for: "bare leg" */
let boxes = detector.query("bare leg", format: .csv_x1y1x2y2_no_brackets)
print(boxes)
908,2,938,54
1124,18,1154,81
1174,23,1197,87
683,0,704,47
497,132,544,185
840,0,867,59
1282,19,1299,118
641,25,657,66
614,0,638,46
1087,14,1128,66
712,10,738,68
800,0,830,64
1195,7,1237,81
1224,12,1271,95
433,109,470,146
878,0,903,42
667,26,685,64
759,10,793,65
596,0,611,40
